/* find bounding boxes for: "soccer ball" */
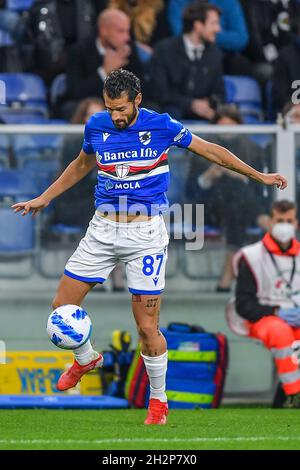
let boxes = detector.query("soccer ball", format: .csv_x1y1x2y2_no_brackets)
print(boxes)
47,305,92,350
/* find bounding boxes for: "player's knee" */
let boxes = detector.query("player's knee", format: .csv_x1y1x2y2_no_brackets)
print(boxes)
137,323,158,341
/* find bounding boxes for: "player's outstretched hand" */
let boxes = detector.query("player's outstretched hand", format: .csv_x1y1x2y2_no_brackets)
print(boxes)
261,173,287,190
11,196,50,217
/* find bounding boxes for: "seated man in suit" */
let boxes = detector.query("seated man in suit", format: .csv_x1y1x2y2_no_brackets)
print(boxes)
150,1,224,120
65,8,148,116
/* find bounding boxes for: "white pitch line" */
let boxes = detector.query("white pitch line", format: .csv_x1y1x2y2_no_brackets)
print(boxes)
0,436,300,445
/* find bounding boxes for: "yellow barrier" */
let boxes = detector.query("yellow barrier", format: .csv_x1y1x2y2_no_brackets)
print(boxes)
0,352,103,395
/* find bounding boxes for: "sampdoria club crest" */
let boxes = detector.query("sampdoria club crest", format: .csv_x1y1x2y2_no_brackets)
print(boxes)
139,131,151,145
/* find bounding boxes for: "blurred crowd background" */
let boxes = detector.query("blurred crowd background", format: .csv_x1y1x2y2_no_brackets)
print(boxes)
0,0,300,293
1,0,300,122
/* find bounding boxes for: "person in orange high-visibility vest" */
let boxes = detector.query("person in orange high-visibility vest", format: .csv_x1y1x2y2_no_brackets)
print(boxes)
234,200,300,408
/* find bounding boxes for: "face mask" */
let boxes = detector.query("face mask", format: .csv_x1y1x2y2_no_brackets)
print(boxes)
271,223,296,244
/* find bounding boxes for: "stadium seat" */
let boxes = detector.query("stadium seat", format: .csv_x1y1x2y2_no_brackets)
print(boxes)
50,74,67,108
0,112,47,124
242,115,262,124
0,170,38,277
0,113,67,124
38,223,86,279
0,135,10,169
224,75,263,122
0,168,37,197
7,0,35,11
249,133,273,150
136,44,152,63
0,73,48,117
0,30,13,47
13,134,63,160
13,134,63,192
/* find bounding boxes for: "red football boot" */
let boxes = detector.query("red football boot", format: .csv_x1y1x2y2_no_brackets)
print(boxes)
144,398,168,425
56,353,103,391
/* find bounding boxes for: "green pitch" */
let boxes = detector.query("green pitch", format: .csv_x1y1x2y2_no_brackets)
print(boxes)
0,408,300,450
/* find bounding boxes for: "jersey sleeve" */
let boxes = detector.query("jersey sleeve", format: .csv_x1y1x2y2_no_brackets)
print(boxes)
82,119,94,154
166,114,192,148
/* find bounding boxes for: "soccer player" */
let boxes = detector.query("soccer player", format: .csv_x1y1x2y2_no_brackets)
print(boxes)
12,69,287,425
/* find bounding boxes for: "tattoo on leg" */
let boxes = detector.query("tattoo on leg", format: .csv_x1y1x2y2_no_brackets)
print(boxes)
157,310,161,336
146,298,158,308
132,294,142,302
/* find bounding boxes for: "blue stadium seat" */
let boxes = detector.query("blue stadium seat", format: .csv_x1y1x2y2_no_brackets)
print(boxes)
242,115,262,124
224,75,263,121
0,113,67,124
50,74,67,108
7,0,35,11
0,30,13,47
13,134,63,192
0,170,38,258
249,133,273,150
136,44,152,63
13,134,63,161
0,168,37,197
0,135,10,169
0,73,48,116
0,112,48,124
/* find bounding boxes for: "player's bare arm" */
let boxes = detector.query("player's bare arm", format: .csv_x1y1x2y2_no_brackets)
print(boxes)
188,134,288,190
11,150,96,217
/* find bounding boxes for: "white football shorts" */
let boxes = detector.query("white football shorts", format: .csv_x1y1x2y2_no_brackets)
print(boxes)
64,211,169,295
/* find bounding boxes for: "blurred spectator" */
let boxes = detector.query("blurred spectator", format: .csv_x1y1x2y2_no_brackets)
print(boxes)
273,15,300,114
28,0,97,83
0,0,97,79
186,105,266,291
168,0,249,51
233,200,300,408
0,3,27,71
283,102,300,125
64,8,149,118
167,0,250,74
108,0,170,49
240,0,292,85
151,1,224,120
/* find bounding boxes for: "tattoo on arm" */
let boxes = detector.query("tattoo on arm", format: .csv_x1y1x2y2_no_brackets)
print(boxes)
189,137,263,183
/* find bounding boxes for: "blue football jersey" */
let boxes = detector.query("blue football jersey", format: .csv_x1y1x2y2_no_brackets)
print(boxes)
82,107,193,215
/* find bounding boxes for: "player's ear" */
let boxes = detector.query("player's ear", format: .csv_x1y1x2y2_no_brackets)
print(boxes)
135,93,142,107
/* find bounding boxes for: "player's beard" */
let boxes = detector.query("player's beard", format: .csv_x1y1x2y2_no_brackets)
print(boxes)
113,106,138,129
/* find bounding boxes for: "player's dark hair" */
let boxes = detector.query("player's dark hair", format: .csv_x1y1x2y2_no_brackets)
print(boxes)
103,69,141,102
271,200,297,216
183,1,221,34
